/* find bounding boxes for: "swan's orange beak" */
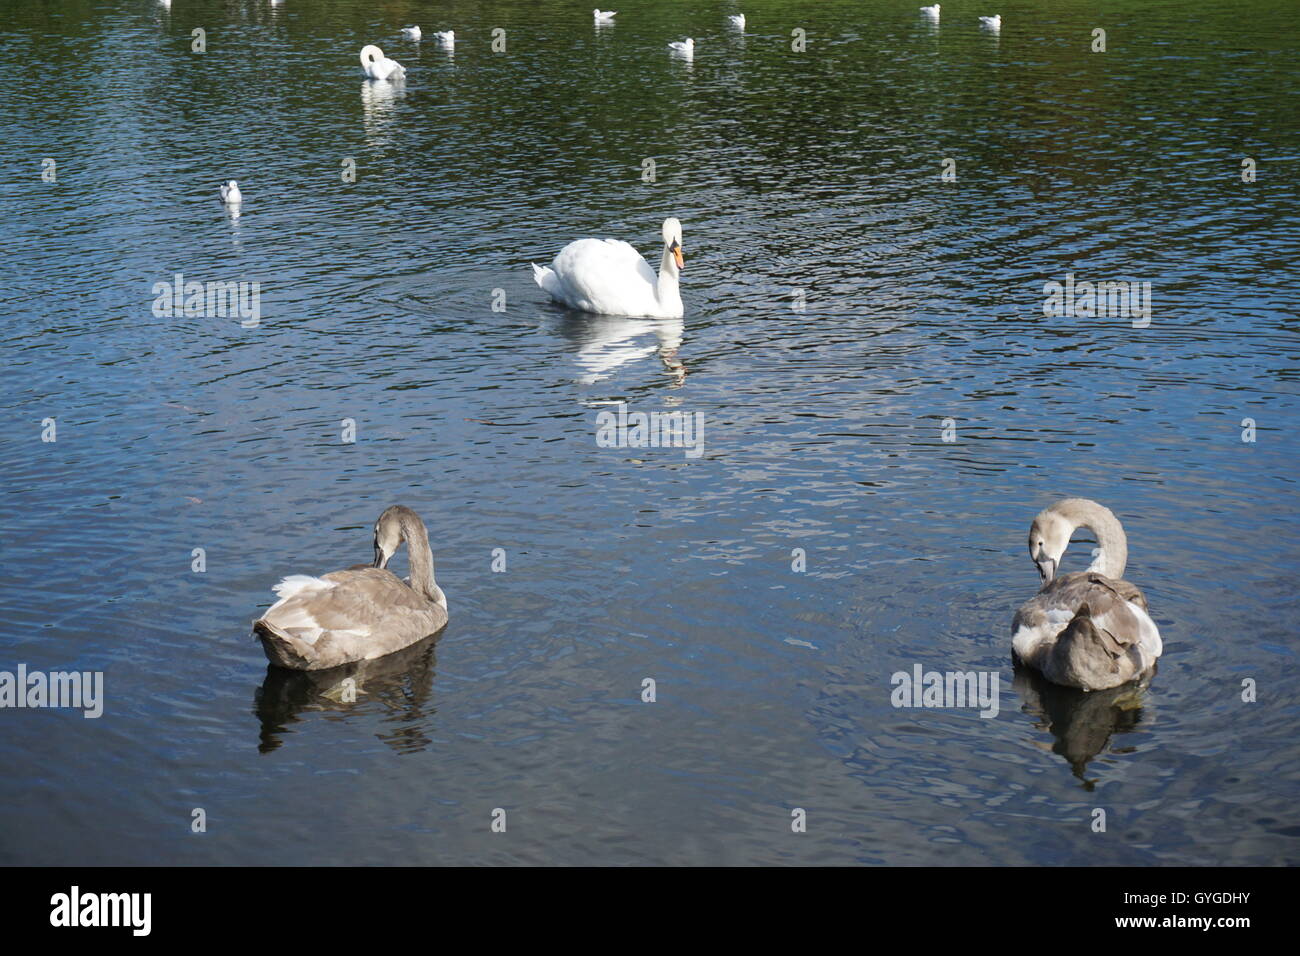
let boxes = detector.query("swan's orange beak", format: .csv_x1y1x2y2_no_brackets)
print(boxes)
672,244,684,270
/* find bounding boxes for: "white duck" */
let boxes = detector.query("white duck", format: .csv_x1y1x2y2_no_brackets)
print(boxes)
220,180,242,204
532,218,685,319
593,9,617,23
401,26,421,40
1011,499,1163,691
920,4,940,18
432,30,455,46
979,14,1002,29
359,44,406,81
728,14,746,29
669,37,694,56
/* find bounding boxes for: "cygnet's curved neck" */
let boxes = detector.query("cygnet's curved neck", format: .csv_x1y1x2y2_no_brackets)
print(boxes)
400,512,446,608
1062,499,1128,579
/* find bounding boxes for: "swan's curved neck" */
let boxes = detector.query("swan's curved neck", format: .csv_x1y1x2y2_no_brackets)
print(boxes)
400,513,446,608
656,245,681,308
1065,500,1128,579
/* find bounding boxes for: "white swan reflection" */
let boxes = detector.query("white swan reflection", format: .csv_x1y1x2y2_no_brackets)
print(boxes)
556,314,686,386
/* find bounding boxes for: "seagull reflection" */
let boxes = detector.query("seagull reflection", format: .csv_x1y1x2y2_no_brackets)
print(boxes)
1014,661,1156,789
253,632,441,754
553,313,687,386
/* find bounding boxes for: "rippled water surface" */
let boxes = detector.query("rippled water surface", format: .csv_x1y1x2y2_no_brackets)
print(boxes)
2,0,1298,865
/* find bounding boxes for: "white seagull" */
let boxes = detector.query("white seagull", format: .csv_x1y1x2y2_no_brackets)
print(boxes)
401,26,421,40
728,15,746,29
979,14,1002,29
920,5,940,18
220,180,242,204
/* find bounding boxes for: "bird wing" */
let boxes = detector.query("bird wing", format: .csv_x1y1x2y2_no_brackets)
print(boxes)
1067,574,1151,648
1013,571,1158,661
545,237,657,313
255,567,448,669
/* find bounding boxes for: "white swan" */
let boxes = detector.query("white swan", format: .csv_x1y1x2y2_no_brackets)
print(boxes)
728,14,746,29
593,9,617,22
532,218,685,319
220,180,242,204
1011,499,1163,691
979,14,1002,29
432,30,454,46
359,44,406,81
669,37,694,56
920,4,940,18
401,26,421,40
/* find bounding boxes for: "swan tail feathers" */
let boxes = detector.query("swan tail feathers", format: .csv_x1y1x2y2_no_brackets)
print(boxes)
270,574,335,602
253,618,320,669
532,262,557,294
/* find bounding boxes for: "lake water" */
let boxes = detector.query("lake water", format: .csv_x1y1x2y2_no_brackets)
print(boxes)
1,0,1297,865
